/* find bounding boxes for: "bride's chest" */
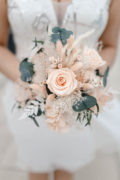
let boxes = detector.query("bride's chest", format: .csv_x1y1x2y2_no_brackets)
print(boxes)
7,0,110,39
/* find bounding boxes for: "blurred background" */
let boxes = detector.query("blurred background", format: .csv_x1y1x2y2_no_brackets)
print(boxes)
0,31,120,180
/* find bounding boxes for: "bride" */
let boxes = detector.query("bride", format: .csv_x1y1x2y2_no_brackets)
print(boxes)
0,0,120,180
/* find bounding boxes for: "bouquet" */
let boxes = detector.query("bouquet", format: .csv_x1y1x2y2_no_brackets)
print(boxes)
15,27,111,133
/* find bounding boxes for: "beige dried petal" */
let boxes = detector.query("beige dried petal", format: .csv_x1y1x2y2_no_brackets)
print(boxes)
29,84,47,97
71,48,77,56
46,94,56,102
31,54,40,63
91,89,113,110
71,62,83,72
15,84,34,104
46,117,70,133
56,40,63,57
82,83,94,90
67,35,74,49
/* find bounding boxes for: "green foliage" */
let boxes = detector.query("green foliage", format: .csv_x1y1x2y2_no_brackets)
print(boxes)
72,95,97,112
96,69,103,77
76,110,92,126
37,107,42,116
51,27,73,45
28,100,44,127
103,67,110,87
37,48,44,54
96,103,99,115
32,37,44,49
85,110,92,126
29,115,40,127
19,58,34,83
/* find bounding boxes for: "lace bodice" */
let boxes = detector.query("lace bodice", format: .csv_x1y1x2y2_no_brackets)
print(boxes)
7,0,111,60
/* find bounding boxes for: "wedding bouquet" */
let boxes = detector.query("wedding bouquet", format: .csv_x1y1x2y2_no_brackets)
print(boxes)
15,27,110,132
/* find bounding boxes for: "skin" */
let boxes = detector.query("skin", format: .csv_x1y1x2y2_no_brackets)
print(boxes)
0,0,120,180
99,0,120,73
29,173,48,180
54,170,73,180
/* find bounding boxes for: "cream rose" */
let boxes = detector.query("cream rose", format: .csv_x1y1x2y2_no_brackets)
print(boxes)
47,68,78,96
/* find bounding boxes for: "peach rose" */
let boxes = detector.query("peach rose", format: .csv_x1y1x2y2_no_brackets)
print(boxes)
47,68,78,96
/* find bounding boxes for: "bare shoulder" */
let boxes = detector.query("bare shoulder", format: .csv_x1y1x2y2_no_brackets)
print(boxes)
0,0,9,46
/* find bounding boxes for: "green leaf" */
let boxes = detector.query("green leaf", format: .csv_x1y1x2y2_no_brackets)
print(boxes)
52,27,61,33
85,110,92,126
61,39,67,45
96,69,103,77
63,30,73,39
72,95,97,112
73,100,87,112
37,48,44,54
96,103,99,116
19,59,34,82
84,95,97,109
51,33,60,43
37,107,42,116
51,27,73,45
32,38,44,49
103,67,110,87
37,40,44,45
29,116,39,127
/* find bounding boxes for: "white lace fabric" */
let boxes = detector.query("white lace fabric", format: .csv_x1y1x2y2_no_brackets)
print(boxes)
7,0,110,59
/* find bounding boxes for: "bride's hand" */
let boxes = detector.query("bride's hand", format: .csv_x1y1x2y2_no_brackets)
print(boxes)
16,78,30,89
99,63,109,75
16,78,48,98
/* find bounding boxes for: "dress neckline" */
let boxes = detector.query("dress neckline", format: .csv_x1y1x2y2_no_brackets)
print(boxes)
51,0,72,26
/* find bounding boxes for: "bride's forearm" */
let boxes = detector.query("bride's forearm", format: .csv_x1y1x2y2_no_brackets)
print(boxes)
99,45,117,74
0,46,20,82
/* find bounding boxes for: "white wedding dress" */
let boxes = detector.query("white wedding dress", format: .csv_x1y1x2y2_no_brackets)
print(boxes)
2,0,120,173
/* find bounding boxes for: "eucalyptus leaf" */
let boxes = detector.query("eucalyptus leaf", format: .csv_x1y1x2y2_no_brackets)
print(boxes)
103,66,109,87
72,95,97,112
19,59,34,82
73,100,86,112
32,38,44,49
96,69,103,77
84,95,97,109
51,33,60,43
61,39,67,45
51,27,73,45
37,48,44,54
52,27,61,33
85,110,92,126
37,108,42,116
60,28,66,33
96,103,99,115
29,116,39,127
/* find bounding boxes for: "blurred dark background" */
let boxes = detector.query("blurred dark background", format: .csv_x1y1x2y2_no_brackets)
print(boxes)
8,30,16,54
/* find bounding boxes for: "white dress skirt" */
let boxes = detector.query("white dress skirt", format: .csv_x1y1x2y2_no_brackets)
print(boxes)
2,0,120,173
